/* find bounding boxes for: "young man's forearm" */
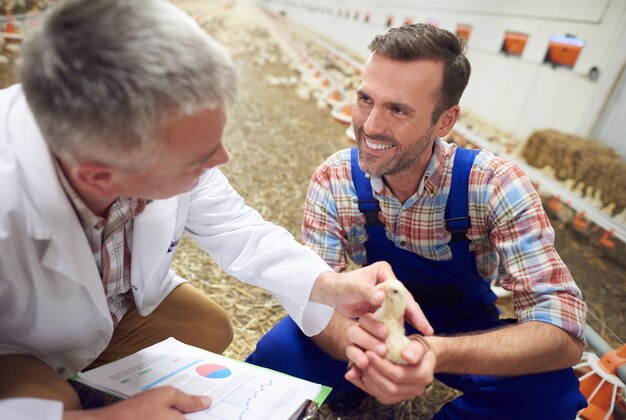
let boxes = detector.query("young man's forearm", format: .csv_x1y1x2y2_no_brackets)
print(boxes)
423,321,583,376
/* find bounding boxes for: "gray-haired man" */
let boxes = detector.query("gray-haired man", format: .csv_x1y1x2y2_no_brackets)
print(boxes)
0,1,423,417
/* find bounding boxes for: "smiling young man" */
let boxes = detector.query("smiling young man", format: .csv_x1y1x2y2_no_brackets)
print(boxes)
247,24,588,418
0,1,412,418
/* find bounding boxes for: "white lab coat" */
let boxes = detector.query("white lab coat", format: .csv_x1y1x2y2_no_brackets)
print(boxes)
0,398,62,420
0,85,333,391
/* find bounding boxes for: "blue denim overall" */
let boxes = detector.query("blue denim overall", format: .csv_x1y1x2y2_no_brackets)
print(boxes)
247,147,586,419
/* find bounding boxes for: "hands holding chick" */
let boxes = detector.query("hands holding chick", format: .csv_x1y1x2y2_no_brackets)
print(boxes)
344,279,437,405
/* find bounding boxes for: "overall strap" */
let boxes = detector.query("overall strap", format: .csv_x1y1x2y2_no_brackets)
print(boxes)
445,147,480,243
350,147,382,226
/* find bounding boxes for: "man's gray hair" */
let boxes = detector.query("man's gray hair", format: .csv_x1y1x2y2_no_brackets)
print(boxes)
19,0,237,165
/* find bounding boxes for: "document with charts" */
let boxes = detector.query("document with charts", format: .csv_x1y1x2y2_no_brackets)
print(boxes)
75,337,330,419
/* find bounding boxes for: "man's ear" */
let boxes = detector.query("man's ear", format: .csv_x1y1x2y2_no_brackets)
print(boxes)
72,162,120,196
434,105,460,138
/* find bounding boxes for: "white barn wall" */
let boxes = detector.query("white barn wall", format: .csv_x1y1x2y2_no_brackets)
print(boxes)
257,0,626,153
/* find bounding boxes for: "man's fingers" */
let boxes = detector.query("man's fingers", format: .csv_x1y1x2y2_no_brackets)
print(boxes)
405,296,434,336
345,366,367,391
365,351,435,403
163,388,211,413
346,344,370,369
366,351,412,383
401,338,428,365
419,350,437,384
347,320,386,357
363,262,396,305
371,261,396,284
345,364,363,382
345,363,388,403
357,313,388,340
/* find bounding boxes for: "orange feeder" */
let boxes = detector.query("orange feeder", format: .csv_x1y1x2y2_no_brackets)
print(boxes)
549,195,562,212
572,212,589,231
577,344,626,420
502,32,528,56
331,102,353,124
456,24,472,41
386,15,393,28
546,35,585,68
4,11,17,34
599,230,616,249
325,89,343,108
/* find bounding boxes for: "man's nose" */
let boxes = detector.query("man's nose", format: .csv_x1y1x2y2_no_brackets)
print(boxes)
362,106,387,136
205,144,230,169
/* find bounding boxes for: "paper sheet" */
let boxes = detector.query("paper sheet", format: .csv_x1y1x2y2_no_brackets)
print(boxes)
76,337,324,419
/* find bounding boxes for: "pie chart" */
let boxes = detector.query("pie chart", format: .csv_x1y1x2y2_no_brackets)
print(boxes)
195,364,232,379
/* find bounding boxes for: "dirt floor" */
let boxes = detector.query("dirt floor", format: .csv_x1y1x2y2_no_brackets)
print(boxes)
1,1,624,418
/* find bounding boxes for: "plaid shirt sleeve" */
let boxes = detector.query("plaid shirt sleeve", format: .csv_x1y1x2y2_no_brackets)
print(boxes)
301,156,351,273
480,157,587,341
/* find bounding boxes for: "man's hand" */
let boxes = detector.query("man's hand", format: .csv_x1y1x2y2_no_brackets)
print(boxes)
344,313,436,404
310,262,433,335
309,261,392,317
64,386,211,419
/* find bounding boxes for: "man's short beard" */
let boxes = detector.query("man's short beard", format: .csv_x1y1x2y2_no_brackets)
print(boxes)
356,126,435,177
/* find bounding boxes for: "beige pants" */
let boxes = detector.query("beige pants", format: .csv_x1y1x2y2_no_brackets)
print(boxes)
0,283,233,410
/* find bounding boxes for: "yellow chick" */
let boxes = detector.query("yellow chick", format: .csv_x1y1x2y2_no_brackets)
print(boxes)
374,279,411,364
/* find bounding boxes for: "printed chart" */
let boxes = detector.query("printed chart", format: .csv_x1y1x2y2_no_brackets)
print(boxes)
77,338,324,419
196,364,232,379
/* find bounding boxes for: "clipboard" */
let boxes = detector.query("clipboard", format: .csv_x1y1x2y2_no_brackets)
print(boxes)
74,337,333,419
288,384,331,420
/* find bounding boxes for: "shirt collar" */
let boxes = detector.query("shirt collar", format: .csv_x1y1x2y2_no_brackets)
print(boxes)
54,159,150,230
422,138,453,196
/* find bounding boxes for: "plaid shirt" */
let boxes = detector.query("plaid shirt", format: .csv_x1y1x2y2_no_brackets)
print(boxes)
302,139,587,341
55,163,148,326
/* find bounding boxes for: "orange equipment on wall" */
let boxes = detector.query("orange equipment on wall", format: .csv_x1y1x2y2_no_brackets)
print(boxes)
502,32,528,56
456,24,472,41
546,35,585,68
3,10,17,34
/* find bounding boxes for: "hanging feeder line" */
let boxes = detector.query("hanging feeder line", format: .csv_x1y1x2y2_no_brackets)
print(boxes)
295,27,364,74
587,310,624,349
259,6,352,102
452,123,626,245
585,326,626,385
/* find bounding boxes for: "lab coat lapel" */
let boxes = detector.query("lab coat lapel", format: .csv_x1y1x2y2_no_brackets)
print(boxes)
131,197,178,295
9,94,110,320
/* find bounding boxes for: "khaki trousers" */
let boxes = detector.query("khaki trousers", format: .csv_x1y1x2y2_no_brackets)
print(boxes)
0,283,233,410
